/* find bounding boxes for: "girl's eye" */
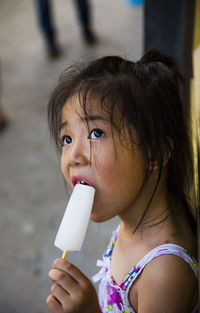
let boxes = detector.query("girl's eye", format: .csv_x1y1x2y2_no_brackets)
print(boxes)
89,129,104,139
62,135,72,146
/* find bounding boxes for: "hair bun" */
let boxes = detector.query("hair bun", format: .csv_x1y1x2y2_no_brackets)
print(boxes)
139,47,182,83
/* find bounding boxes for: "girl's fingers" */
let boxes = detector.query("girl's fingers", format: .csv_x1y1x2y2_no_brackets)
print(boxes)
47,260,101,313
46,294,63,313
51,283,70,304
48,268,80,294
52,259,88,285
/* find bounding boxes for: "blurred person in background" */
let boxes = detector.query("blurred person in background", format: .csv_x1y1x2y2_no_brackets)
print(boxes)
35,0,97,58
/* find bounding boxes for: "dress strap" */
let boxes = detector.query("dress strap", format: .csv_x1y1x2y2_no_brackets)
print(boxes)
103,225,120,258
137,244,198,277
123,243,198,292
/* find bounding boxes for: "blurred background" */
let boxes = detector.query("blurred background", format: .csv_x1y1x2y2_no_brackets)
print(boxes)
0,0,199,312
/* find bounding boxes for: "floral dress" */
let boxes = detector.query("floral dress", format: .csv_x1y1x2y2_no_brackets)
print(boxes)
93,226,199,313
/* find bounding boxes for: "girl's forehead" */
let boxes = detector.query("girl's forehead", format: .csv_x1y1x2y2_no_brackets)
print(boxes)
61,95,109,121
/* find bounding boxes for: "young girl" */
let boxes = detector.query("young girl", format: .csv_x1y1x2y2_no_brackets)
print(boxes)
46,49,199,313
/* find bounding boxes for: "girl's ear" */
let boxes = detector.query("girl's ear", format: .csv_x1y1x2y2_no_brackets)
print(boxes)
148,137,174,171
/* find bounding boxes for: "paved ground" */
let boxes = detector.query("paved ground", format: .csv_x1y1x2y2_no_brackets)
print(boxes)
0,1,143,312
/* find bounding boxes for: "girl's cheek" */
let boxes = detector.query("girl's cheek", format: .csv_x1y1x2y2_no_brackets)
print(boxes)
92,143,106,162
91,154,103,172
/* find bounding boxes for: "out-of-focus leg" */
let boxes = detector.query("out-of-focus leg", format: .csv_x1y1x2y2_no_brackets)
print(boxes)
73,0,97,45
35,0,60,57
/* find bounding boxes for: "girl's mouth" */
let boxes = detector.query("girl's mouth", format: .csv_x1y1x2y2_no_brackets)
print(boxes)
72,176,92,187
77,180,89,186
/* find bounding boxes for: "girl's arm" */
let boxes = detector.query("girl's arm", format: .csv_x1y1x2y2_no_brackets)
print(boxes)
130,254,198,313
46,258,102,313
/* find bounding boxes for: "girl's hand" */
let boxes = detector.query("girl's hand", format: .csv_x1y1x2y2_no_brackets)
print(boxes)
46,258,101,313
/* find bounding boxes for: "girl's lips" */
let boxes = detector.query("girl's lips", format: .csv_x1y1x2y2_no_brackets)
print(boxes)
71,176,93,187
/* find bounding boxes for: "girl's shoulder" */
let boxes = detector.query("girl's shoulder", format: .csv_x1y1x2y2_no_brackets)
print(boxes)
131,244,198,313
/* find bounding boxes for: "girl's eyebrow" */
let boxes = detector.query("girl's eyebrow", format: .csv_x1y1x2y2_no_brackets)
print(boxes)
60,121,68,132
83,114,108,123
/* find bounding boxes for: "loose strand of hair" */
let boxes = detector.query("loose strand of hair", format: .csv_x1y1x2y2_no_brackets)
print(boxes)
133,163,163,235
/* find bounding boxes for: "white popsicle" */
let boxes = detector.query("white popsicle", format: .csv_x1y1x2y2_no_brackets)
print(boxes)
54,184,95,252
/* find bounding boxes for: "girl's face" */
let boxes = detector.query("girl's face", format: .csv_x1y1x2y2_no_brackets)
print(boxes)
60,96,148,222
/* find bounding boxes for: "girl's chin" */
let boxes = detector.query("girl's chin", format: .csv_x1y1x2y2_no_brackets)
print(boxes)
90,212,109,223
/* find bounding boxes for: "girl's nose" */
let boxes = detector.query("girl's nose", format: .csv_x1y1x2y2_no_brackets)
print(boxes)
67,140,90,167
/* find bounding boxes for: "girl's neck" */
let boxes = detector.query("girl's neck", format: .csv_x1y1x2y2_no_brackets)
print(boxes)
119,167,173,237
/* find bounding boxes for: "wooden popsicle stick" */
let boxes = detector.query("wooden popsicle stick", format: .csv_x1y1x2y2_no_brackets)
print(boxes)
62,250,68,260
